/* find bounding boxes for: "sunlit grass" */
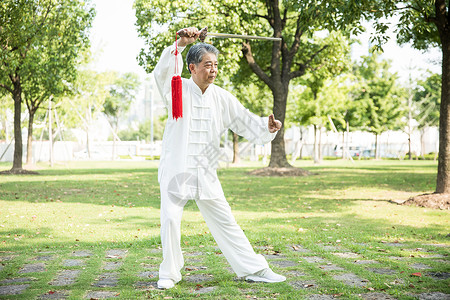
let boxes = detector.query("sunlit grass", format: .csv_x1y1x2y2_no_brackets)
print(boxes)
0,160,448,299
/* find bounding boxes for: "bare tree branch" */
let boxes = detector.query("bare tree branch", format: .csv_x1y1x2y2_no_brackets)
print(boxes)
288,14,305,61
289,45,329,80
242,42,273,89
0,83,13,94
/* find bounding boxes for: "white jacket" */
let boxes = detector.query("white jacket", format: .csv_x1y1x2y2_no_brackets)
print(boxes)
154,42,277,200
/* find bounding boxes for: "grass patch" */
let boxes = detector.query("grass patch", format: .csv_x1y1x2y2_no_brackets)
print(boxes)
0,160,448,299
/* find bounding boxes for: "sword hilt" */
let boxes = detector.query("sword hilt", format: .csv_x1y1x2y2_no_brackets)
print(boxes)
177,27,208,42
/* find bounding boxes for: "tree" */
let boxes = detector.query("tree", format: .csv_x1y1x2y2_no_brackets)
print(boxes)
352,53,405,159
413,72,441,159
66,70,111,158
103,72,141,160
231,78,272,163
363,0,448,194
134,0,367,170
0,0,94,172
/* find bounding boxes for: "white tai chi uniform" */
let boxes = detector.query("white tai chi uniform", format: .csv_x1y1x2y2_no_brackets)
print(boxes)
154,42,278,283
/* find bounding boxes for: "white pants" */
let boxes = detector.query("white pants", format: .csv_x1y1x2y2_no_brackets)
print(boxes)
159,186,269,282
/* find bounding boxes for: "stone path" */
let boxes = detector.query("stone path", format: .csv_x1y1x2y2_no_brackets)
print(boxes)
0,243,448,299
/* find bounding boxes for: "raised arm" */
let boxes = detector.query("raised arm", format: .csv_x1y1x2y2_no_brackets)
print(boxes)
153,27,200,108
223,93,282,145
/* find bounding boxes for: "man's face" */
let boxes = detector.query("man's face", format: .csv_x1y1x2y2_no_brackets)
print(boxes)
190,52,218,90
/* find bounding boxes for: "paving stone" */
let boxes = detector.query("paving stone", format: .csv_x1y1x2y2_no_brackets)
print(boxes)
319,264,345,271
360,292,397,299
303,256,326,263
102,261,123,270
416,292,450,300
420,254,446,258
134,281,158,289
184,251,203,257
71,250,92,257
0,277,36,284
19,262,46,273
367,268,397,275
288,280,317,290
192,286,218,294
422,243,449,248
289,245,312,253
306,295,338,300
105,249,127,259
285,270,306,277
92,272,118,287
270,260,298,268
410,263,432,270
263,253,287,259
62,259,85,267
425,271,450,280
32,255,56,261
382,243,405,247
333,273,369,287
186,257,203,263
148,248,162,253
50,269,81,286
0,284,30,295
38,290,70,299
387,256,408,261
84,291,119,299
0,255,15,262
185,274,213,283
433,259,450,264
353,260,379,265
322,245,342,251
138,271,158,278
332,252,362,259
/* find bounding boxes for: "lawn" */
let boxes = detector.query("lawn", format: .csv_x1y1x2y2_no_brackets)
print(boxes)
0,160,448,299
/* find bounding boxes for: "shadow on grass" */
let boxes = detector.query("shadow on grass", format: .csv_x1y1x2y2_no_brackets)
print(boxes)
0,162,437,212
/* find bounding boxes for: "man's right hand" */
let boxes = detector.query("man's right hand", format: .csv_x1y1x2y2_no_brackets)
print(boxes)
177,27,199,47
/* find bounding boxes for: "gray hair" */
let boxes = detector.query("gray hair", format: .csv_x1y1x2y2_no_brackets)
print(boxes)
186,43,219,73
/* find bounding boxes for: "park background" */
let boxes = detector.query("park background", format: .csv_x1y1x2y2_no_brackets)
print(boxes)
0,0,444,166
0,0,449,299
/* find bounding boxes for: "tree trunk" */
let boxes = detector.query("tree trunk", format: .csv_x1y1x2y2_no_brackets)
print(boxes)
318,126,323,161
313,125,319,164
232,131,239,164
420,127,426,159
436,24,450,193
375,134,379,160
12,77,23,171
112,122,117,161
26,111,35,165
268,87,291,168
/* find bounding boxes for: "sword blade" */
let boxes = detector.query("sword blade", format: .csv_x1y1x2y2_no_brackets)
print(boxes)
208,32,281,41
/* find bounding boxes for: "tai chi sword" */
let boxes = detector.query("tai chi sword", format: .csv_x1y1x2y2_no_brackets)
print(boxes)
177,27,282,42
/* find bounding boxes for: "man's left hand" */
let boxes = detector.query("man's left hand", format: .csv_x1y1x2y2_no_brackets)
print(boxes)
268,114,282,133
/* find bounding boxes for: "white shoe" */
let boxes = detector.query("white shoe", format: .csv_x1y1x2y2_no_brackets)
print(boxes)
157,278,175,289
245,268,286,283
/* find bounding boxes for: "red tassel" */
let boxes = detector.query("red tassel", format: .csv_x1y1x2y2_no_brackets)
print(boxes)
171,75,182,120
171,32,182,120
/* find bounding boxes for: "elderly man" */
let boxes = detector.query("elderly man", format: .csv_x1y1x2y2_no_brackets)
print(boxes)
153,27,284,289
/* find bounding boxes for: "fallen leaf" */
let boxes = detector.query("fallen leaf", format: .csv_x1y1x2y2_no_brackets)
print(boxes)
411,272,422,277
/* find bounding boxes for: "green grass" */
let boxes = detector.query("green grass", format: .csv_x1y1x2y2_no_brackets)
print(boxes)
0,160,448,299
